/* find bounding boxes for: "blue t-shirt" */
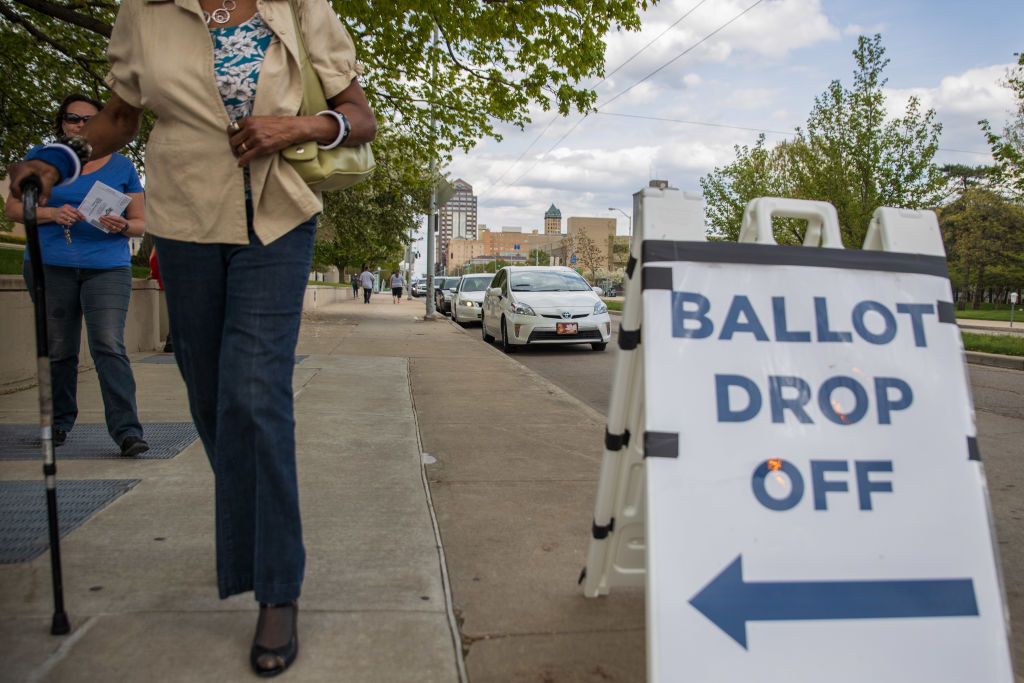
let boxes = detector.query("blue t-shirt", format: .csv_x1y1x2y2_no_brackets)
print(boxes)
28,151,143,269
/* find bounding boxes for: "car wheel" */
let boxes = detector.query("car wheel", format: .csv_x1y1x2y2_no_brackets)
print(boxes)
591,342,607,352
453,307,466,327
501,317,517,354
482,314,494,342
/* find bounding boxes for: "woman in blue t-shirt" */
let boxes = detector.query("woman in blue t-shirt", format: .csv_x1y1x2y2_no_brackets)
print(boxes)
5,94,149,457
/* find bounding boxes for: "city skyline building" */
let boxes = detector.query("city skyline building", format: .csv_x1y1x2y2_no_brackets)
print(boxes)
438,178,478,272
544,203,562,235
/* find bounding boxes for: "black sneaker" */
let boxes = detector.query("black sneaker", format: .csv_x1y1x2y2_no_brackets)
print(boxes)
120,436,149,457
53,428,67,447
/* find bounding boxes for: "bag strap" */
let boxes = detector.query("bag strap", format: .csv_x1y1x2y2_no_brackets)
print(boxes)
285,0,328,116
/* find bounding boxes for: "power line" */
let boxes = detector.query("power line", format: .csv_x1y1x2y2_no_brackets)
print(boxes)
480,0,713,197
595,111,993,157
490,0,768,195
599,0,765,110
596,111,792,136
591,0,712,91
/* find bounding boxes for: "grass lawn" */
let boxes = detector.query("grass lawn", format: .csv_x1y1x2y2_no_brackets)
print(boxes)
961,332,1024,357
955,305,1022,322
0,249,151,279
0,248,25,275
603,299,623,312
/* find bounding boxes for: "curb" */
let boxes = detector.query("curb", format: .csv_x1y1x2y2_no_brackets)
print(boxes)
965,351,1024,371
958,323,1024,335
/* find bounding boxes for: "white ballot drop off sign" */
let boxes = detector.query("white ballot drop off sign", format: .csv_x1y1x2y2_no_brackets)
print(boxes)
640,241,1012,683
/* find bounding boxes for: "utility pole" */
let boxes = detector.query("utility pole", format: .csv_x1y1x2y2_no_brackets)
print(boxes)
424,23,439,317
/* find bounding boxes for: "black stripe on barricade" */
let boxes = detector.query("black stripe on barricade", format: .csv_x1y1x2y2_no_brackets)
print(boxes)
605,428,631,451
592,517,616,539
937,301,957,324
626,255,638,279
644,431,679,458
967,436,981,461
643,266,673,291
642,240,950,278
618,327,641,350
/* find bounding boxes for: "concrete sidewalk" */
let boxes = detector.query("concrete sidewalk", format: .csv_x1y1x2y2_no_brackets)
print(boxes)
0,292,644,683
0,296,466,682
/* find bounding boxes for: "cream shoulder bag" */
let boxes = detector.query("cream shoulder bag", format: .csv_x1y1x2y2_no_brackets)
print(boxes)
280,0,374,192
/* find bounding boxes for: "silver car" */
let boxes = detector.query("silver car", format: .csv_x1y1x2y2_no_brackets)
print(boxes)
451,274,493,326
434,277,460,314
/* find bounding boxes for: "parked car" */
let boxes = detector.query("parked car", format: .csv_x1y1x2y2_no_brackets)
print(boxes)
411,278,427,297
481,266,611,352
451,273,494,326
434,276,460,314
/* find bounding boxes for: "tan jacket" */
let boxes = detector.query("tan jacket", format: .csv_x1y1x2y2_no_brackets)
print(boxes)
106,0,360,244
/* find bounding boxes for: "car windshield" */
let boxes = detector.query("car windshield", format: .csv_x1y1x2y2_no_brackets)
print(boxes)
459,277,491,292
444,278,459,289
510,270,591,292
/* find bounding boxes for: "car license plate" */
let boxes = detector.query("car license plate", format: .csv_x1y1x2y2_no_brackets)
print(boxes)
556,322,578,335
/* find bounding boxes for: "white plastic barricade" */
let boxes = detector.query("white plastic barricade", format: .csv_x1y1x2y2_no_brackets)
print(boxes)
583,196,1013,682
580,186,706,598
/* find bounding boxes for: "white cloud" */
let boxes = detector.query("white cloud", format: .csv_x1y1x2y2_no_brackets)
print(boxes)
885,65,1012,120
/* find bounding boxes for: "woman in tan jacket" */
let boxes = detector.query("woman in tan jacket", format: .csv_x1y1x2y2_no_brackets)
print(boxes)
10,0,376,675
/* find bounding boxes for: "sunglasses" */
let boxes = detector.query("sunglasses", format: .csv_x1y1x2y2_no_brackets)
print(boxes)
62,113,93,124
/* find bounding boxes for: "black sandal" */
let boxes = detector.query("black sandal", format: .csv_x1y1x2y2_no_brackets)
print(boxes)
250,601,299,677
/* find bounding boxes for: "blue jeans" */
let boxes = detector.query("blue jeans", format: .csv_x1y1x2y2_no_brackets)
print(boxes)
154,218,315,604
23,263,143,444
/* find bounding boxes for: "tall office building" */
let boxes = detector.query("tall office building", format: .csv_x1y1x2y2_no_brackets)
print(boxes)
544,203,562,235
438,179,478,272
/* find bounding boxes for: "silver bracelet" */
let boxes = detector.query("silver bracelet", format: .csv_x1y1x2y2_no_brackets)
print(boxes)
316,110,350,150
42,143,82,186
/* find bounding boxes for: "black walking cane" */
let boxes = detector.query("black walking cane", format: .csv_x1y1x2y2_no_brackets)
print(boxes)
22,174,72,636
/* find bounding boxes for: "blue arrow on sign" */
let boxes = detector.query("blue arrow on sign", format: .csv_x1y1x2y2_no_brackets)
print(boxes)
689,555,978,648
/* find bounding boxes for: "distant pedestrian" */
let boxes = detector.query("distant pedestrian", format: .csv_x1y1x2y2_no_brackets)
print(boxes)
149,246,173,353
359,265,374,304
350,272,358,298
390,270,404,303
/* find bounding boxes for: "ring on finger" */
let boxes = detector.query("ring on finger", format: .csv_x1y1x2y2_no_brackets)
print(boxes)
229,120,241,133
239,142,248,153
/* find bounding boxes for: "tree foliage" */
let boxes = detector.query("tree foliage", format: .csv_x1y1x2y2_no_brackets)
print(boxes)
939,186,1024,308
313,130,431,272
0,0,653,167
1,0,653,270
980,52,1024,199
562,231,603,282
701,35,944,247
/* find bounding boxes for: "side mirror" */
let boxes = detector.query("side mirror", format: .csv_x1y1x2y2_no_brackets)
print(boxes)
592,286,604,296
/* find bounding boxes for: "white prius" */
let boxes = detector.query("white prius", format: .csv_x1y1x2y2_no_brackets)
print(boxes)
481,266,611,352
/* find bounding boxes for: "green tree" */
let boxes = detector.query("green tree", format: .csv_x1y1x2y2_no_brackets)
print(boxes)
701,35,944,247
939,186,1024,308
313,131,431,272
527,248,550,266
980,52,1024,199
562,232,603,282
0,0,653,167
700,135,799,242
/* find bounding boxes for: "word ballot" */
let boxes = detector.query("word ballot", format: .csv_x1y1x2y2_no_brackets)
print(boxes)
584,194,1013,682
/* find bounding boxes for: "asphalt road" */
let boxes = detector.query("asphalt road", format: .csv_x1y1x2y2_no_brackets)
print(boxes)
458,313,1024,668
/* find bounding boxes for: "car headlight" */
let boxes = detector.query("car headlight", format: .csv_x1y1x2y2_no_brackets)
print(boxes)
594,301,608,315
463,301,476,308
512,301,537,316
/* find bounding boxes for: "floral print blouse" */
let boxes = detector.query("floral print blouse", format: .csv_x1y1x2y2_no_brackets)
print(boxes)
211,14,274,122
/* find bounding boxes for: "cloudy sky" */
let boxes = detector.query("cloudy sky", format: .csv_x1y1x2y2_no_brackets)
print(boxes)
412,0,1021,269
